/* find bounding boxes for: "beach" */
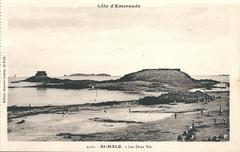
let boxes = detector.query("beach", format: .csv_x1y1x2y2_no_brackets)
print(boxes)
8,91,229,141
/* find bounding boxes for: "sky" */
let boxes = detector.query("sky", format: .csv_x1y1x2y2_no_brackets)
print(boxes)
8,1,236,77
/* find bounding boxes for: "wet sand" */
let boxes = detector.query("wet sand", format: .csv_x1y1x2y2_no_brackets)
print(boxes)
8,92,229,141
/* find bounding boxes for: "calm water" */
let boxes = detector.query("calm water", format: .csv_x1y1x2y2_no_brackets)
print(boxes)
8,75,229,106
8,76,162,106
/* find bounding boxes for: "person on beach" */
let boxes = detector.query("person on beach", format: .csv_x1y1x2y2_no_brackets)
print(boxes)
219,107,223,115
129,108,131,113
200,109,203,115
183,131,187,136
186,131,194,141
212,136,217,141
223,134,229,140
188,126,193,133
191,120,195,130
204,99,207,104
177,134,183,141
190,134,195,141
177,134,181,141
29,104,32,112
175,113,177,119
214,118,217,124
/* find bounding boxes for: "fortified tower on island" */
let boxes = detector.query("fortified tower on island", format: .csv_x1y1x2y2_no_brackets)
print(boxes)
35,71,47,78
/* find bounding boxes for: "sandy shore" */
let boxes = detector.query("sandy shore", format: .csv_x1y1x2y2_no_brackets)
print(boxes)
8,92,229,141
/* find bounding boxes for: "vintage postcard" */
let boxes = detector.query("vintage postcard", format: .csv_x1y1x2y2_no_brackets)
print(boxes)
0,0,240,151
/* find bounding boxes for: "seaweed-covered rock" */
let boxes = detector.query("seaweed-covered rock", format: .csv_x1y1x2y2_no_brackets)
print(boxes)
137,91,214,105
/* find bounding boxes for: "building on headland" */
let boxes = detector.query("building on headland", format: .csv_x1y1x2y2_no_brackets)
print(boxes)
35,71,47,78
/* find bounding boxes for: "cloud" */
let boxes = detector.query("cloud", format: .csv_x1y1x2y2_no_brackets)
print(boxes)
8,5,234,76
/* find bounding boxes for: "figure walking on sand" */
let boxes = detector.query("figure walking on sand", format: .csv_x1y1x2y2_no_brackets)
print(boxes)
214,118,217,124
129,108,131,113
191,120,195,129
219,107,223,115
175,113,177,119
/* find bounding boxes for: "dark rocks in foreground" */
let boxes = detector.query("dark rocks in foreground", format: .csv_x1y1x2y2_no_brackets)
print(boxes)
137,91,214,105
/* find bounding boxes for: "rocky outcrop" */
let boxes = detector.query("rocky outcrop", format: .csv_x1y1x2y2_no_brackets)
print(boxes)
137,91,214,105
118,69,201,88
23,76,66,83
95,69,219,91
21,71,67,83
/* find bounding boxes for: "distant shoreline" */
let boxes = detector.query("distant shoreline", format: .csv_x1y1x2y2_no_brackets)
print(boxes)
67,73,111,77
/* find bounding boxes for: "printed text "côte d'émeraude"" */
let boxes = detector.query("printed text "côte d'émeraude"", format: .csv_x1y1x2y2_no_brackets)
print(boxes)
97,4,140,8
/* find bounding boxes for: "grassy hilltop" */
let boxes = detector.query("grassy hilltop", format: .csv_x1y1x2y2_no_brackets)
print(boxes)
95,68,218,91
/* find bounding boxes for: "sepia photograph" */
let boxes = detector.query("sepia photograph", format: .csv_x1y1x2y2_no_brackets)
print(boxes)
6,1,233,144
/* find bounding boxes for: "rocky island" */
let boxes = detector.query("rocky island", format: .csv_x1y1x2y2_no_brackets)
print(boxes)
18,69,219,92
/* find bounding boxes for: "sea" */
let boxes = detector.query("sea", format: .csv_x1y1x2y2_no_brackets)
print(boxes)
8,75,229,106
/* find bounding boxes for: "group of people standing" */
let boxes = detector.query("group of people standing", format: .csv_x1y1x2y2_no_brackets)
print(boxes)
177,120,196,142
177,106,226,141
